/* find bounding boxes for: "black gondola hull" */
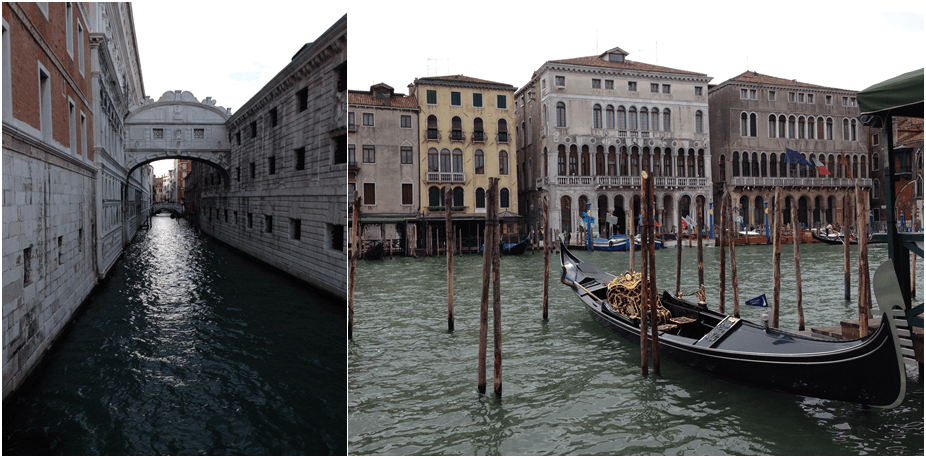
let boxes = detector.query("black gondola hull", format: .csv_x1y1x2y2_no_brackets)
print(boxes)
561,242,906,408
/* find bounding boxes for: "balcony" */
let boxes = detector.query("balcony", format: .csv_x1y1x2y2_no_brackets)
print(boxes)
730,177,873,188
450,130,465,142
426,171,466,183
473,131,485,143
497,132,509,143
426,129,440,141
348,123,356,132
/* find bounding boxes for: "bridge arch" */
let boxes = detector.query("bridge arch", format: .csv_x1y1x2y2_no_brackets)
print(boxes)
124,90,232,186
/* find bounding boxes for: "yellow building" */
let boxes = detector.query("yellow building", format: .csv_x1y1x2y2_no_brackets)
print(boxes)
407,75,520,252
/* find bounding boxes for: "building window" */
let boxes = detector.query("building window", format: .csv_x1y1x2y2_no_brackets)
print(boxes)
80,112,87,156
606,105,615,129
617,106,627,129
628,81,637,91
452,148,463,173
499,150,509,175
872,152,880,170
250,121,257,138
592,79,601,89
807,94,814,104
363,113,374,126
363,145,375,163
695,110,703,134
498,119,508,142
248,213,253,228
662,84,671,94
268,156,276,174
629,106,638,130
695,86,703,96
554,75,565,86
2,19,11,120
825,94,833,105
39,64,51,141
641,107,649,131
497,94,507,109
788,92,795,102
269,107,278,127
66,3,73,57
450,91,461,106
605,80,614,89
475,187,486,211
662,109,671,131
236,132,241,145
68,100,76,155
400,114,411,128
826,118,834,140
556,102,566,127
650,83,659,93
500,188,510,209
402,183,413,205
401,146,414,164
469,92,482,108
799,93,805,103
872,133,880,146
77,22,83,75
250,162,255,178
740,89,747,98
426,89,437,105
297,87,309,112
593,104,602,129
295,147,306,170
363,183,376,205
651,107,659,131
265,215,273,233
769,90,776,101
475,149,485,175
290,219,301,240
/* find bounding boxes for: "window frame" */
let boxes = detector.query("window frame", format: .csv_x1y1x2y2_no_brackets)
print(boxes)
450,91,462,107
362,112,374,126
426,89,437,105
400,114,412,128
472,92,483,108
362,145,375,163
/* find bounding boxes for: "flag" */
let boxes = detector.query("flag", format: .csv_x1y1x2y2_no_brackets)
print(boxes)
813,156,831,176
745,294,768,308
606,213,618,225
784,148,812,166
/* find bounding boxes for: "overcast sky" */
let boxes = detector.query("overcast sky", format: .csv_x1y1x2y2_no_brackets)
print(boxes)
348,1,924,96
131,2,345,175
132,1,923,175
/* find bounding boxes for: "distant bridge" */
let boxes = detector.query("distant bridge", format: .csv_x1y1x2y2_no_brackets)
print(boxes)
152,203,183,216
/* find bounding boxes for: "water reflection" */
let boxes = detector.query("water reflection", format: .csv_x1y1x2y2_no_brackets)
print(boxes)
3,216,345,455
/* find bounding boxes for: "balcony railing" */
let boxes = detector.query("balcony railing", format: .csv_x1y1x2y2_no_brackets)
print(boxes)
473,131,485,143
426,129,440,141
534,175,710,189
426,171,466,183
450,130,464,141
730,177,872,188
497,132,509,143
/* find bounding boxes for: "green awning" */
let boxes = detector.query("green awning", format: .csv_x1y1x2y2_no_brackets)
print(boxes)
858,68,924,119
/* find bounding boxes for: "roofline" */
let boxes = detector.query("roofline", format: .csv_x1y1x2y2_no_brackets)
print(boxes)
515,61,712,97
708,73,858,95
412,76,517,92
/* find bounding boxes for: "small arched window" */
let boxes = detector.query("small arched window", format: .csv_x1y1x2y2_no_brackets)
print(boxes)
427,148,439,172
453,186,464,208
593,104,602,129
617,106,627,130
500,188,510,209
556,102,566,127
768,114,776,138
498,118,509,143
606,105,615,129
440,148,451,172
499,150,509,176
451,116,463,140
474,149,485,175
641,107,649,131
427,115,439,140
475,187,486,211
663,108,671,131
557,145,566,176
473,117,484,141
428,186,443,207
452,148,463,173
629,106,638,130
696,110,704,134
740,112,748,136
749,113,757,137
651,107,660,131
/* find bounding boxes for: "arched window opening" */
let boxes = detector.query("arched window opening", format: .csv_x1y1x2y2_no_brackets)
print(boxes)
452,148,463,173
556,102,566,127
749,113,757,137
607,146,617,176
629,106,638,130
768,114,777,138
732,151,740,177
476,187,486,211
498,118,509,143
473,117,484,141
557,145,566,176
581,146,590,176
440,148,451,172
428,148,439,172
696,110,704,134
606,105,615,129
641,107,649,131
451,116,463,141
740,112,748,136
663,108,671,131
427,115,439,140
475,149,485,175
593,104,602,129
499,150,509,175
569,145,578,176
617,106,627,130
453,187,464,208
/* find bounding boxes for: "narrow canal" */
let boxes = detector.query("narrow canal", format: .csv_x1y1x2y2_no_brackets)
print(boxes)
3,215,346,455
349,243,923,455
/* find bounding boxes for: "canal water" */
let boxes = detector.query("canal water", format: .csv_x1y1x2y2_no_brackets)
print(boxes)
3,215,346,455
349,242,923,455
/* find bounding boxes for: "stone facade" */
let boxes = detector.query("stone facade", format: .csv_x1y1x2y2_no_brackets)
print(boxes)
348,83,420,253
516,46,712,241
866,117,924,229
708,71,869,230
189,15,347,300
406,75,519,250
2,2,151,400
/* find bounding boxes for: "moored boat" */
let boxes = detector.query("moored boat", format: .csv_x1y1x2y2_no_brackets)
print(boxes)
592,235,630,251
559,241,906,407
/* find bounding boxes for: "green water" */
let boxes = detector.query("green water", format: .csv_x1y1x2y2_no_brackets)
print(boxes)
349,243,923,455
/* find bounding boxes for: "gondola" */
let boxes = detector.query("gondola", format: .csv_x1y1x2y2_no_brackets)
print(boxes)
559,241,906,408
592,235,630,251
811,232,857,245
482,235,530,256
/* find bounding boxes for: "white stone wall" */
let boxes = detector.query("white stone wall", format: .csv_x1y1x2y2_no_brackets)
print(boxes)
3,130,98,400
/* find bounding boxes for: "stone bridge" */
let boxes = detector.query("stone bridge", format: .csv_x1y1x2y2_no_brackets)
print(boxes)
152,202,183,216
124,90,232,184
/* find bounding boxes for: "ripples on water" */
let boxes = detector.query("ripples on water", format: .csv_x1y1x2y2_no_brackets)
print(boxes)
3,216,346,455
349,244,923,455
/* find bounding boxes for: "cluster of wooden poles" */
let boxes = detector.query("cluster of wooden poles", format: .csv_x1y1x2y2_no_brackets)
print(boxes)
346,171,880,389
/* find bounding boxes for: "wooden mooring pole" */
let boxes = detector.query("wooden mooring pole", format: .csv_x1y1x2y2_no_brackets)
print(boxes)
718,188,728,314
772,187,782,329
675,208,682,298
856,186,871,336
477,181,497,395
446,188,455,332
349,194,361,341
696,199,704,300
843,192,851,301
542,196,550,320
791,201,804,331
728,190,740,319
643,172,660,375
630,210,636,272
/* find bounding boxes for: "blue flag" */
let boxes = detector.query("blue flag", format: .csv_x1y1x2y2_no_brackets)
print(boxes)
745,294,768,308
784,148,812,166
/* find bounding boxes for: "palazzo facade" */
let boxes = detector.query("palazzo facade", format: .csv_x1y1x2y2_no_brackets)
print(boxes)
708,71,870,230
515,46,712,241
